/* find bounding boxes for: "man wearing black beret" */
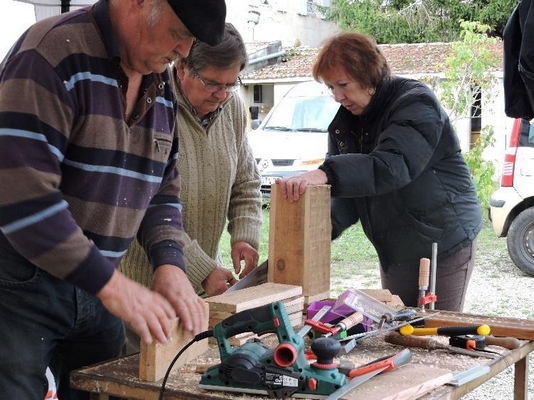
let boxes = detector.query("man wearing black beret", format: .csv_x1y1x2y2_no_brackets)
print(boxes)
0,0,226,398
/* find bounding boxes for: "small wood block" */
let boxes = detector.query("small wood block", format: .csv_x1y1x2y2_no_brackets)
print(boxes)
360,289,394,303
360,289,405,308
208,333,254,346
205,282,303,314
268,184,331,300
208,295,304,328
304,291,331,309
284,296,305,315
229,332,260,346
139,302,209,382
289,310,303,327
388,294,405,307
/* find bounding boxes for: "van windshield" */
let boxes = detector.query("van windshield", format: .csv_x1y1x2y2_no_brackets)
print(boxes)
263,95,339,132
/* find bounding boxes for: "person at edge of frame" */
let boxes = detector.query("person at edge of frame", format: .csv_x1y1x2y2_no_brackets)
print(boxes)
276,32,482,312
503,0,534,119
120,23,262,352
0,0,226,398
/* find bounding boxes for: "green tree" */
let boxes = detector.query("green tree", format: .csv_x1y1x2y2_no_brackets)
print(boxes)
438,21,500,210
319,0,517,44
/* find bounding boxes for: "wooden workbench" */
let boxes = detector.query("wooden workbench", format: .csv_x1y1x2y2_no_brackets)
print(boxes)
70,326,534,400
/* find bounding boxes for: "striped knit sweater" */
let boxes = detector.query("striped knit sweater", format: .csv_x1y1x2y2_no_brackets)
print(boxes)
0,0,186,295
121,83,263,294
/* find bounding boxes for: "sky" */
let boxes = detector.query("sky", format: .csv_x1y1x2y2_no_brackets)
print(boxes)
0,0,36,59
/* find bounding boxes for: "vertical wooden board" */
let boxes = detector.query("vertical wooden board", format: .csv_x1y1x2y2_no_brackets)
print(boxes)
139,302,209,382
302,185,331,296
268,183,305,286
269,184,331,298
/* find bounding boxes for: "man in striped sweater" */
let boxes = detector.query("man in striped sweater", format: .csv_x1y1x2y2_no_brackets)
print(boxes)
0,0,226,398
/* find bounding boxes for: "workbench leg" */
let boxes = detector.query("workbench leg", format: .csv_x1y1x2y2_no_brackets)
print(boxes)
89,394,109,400
513,354,529,400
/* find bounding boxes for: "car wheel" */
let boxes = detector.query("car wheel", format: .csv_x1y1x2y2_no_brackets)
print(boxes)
507,207,534,276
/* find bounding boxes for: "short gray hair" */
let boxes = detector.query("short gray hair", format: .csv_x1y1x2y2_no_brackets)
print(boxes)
179,23,247,72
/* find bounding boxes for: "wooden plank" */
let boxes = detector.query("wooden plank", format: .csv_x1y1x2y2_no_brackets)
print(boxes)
283,296,305,314
205,282,302,313
423,310,534,340
342,364,453,400
208,296,304,326
268,184,331,299
139,303,209,382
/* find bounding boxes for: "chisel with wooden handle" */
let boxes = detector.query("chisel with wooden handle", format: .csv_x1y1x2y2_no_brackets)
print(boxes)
399,324,491,337
385,332,497,358
484,335,521,349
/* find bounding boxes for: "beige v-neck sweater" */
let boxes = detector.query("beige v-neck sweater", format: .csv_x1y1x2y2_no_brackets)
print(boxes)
120,89,262,295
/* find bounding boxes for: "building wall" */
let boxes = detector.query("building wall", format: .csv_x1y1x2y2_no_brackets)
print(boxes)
226,0,340,46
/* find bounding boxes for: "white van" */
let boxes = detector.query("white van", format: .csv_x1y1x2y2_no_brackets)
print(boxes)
248,81,339,198
489,118,534,275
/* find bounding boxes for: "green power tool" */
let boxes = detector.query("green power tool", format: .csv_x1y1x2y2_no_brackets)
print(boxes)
199,301,347,398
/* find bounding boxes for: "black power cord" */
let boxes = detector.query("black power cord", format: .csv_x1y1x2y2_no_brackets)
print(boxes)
158,329,213,400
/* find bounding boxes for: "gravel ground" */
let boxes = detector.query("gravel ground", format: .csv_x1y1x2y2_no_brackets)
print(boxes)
460,236,534,399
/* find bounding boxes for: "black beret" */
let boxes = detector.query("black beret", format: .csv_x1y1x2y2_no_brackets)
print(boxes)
167,0,226,46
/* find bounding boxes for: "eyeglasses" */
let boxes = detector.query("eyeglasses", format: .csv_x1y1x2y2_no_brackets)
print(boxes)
191,69,241,93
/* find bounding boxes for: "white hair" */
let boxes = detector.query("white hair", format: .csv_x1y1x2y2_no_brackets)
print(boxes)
147,0,165,27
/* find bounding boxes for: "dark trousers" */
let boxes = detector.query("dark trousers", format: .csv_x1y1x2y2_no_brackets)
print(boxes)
0,249,125,399
380,239,477,312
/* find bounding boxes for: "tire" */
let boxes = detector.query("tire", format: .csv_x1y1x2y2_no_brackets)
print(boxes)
507,207,534,276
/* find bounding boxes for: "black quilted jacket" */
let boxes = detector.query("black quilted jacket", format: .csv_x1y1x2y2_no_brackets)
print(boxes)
318,76,482,268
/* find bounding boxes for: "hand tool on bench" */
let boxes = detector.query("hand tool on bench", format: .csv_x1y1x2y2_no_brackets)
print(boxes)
324,348,412,400
385,331,498,358
297,305,332,337
377,308,418,329
484,335,521,349
429,242,438,309
340,311,440,344
322,312,364,338
418,257,437,312
302,311,364,356
447,334,519,351
400,323,491,337
225,259,268,292
303,312,364,338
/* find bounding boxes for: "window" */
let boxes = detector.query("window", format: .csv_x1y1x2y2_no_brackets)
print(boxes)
254,85,263,104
